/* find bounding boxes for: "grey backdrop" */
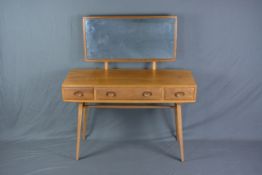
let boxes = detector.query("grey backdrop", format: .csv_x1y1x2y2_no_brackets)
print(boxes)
1,0,262,141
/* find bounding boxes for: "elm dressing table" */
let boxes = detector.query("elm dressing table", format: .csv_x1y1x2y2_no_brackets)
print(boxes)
62,16,197,161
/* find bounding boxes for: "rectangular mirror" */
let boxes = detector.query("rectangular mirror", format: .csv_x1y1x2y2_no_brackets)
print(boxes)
82,16,177,62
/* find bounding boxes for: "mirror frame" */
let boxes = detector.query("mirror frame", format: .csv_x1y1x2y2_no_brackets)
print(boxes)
82,15,177,62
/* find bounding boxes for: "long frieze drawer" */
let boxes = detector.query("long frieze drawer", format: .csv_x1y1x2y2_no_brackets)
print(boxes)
95,87,163,100
164,87,196,100
62,88,94,100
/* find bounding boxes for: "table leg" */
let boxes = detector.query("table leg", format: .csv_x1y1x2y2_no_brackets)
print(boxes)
175,103,184,162
76,103,84,160
82,106,88,141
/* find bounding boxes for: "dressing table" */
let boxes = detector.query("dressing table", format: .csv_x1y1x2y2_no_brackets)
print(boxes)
62,16,197,161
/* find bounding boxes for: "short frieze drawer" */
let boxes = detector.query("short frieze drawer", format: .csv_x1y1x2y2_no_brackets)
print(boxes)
164,87,196,101
62,88,94,101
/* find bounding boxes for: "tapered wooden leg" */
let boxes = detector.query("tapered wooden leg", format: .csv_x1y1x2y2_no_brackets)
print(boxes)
82,106,88,141
76,103,84,160
175,103,184,162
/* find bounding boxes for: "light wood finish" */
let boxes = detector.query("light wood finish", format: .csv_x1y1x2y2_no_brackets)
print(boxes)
85,16,177,19
152,61,157,70
104,62,109,70
62,69,196,161
66,15,194,161
165,87,196,101
62,87,93,101
62,15,196,162
82,17,87,58
175,104,184,162
82,15,177,63
62,69,196,103
62,69,196,87
82,58,176,63
95,87,163,100
84,104,174,109
76,103,84,160
82,106,88,141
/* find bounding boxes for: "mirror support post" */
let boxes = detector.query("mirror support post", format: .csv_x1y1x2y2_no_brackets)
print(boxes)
104,61,109,70
152,61,157,70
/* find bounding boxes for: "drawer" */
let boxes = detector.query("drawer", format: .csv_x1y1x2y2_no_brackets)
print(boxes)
95,87,163,100
62,88,94,100
164,87,195,100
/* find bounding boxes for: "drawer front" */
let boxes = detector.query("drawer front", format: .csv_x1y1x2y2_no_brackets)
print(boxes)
95,87,163,100
63,88,94,100
164,87,195,100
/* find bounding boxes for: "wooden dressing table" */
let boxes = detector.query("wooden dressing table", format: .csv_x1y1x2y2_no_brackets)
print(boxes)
62,16,197,161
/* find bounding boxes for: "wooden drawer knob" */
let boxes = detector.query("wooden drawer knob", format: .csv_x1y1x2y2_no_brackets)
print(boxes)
106,91,116,97
174,92,185,97
74,91,84,97
143,91,152,97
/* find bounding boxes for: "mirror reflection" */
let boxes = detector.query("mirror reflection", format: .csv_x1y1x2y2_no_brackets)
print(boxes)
84,17,176,59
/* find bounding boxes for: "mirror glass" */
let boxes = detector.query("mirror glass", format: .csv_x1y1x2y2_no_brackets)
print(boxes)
84,17,176,59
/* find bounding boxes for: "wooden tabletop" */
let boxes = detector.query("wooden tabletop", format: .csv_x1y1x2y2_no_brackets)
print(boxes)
62,69,197,88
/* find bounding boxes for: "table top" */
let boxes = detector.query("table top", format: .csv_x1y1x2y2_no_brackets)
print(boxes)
62,69,197,88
